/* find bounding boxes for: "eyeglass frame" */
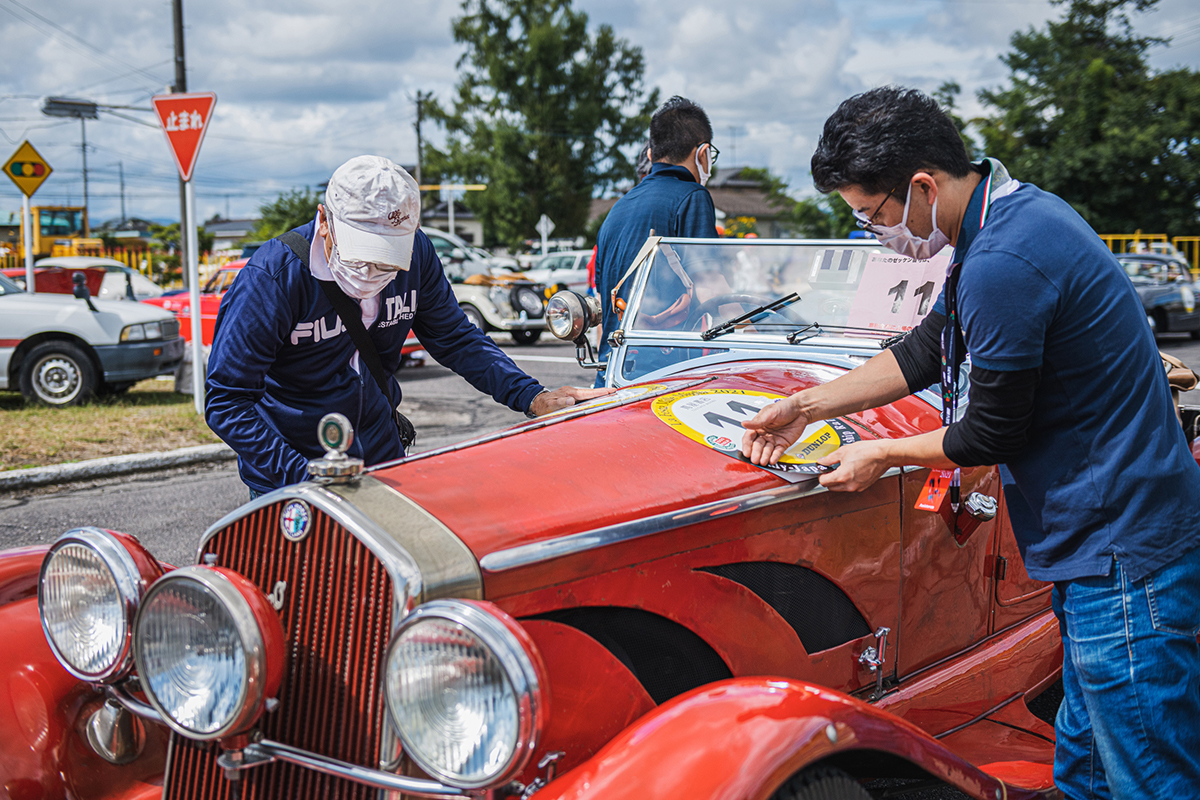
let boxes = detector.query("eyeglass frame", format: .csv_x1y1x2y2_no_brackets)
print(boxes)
700,141,720,167
852,181,906,233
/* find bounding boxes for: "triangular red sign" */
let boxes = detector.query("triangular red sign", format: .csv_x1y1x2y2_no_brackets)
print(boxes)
151,92,216,182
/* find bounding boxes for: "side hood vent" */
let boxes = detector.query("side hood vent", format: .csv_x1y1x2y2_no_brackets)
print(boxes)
698,562,869,653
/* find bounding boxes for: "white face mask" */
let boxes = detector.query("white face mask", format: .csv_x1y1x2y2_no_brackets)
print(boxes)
873,181,950,260
696,145,712,187
327,242,397,300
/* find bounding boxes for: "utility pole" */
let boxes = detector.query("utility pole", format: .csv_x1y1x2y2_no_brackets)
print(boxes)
118,161,126,224
172,0,189,287
80,118,90,235
413,90,433,188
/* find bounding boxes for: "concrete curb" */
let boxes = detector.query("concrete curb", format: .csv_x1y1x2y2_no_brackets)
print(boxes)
0,443,236,491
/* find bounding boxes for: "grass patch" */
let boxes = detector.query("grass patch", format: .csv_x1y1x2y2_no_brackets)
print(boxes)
0,378,221,471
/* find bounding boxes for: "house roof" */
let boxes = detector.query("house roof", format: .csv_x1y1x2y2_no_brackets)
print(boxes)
422,201,477,220
708,188,789,220
205,218,259,235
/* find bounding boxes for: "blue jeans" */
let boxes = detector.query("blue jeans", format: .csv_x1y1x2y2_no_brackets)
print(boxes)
1052,545,1200,799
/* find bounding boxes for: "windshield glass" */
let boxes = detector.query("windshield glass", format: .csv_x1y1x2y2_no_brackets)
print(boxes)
0,272,22,295
627,240,949,339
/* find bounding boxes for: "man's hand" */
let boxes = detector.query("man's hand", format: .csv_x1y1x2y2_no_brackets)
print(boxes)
816,439,892,492
740,395,811,465
529,385,616,417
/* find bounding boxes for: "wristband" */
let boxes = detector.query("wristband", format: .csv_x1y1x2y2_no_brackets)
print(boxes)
525,388,551,419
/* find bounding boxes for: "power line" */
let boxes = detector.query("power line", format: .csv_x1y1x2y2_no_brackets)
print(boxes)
0,0,165,86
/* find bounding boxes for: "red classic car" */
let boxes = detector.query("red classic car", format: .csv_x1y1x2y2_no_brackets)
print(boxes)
141,260,246,346
2,239,1069,800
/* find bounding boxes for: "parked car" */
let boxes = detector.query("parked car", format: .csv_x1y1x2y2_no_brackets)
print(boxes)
142,259,247,345
0,237,1072,800
426,228,516,275
1116,253,1200,337
453,271,548,344
425,229,548,344
2,264,106,296
0,271,183,405
523,248,592,294
34,256,165,302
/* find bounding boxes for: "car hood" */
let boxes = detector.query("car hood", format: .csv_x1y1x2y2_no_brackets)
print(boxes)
370,359,940,596
521,268,556,284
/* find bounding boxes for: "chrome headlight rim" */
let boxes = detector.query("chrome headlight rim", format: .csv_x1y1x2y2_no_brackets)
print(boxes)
38,527,155,683
133,566,270,741
384,599,546,789
546,290,587,340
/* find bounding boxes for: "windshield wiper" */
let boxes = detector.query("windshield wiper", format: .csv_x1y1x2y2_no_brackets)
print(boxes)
701,293,801,341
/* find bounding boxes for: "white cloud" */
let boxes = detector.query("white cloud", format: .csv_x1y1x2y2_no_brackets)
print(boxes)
0,0,1195,225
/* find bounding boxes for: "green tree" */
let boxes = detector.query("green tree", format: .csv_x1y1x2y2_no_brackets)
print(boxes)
977,0,1200,234
932,81,982,159
250,188,321,242
148,222,214,255
737,167,857,238
428,0,659,247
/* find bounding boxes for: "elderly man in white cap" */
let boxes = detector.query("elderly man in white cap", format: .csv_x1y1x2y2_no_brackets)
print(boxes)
207,155,608,495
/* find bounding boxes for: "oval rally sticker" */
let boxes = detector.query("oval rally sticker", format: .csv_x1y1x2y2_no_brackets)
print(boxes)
651,389,861,481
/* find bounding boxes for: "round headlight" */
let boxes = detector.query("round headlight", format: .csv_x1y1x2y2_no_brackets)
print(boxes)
39,528,161,683
384,600,547,789
134,566,284,740
546,291,585,340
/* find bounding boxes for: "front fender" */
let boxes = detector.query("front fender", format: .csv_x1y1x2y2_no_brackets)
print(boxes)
537,677,1049,800
0,546,167,800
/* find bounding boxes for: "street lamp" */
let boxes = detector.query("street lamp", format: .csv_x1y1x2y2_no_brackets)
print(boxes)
41,97,100,236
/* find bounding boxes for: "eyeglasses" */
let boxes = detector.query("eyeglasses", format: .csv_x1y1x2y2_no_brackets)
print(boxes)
852,183,904,232
702,142,720,167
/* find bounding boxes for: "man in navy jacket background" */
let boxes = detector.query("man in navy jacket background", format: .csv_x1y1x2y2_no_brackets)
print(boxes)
592,96,720,386
207,155,608,494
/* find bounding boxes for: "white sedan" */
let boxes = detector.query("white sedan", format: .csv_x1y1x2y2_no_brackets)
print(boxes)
0,272,183,405
522,249,593,294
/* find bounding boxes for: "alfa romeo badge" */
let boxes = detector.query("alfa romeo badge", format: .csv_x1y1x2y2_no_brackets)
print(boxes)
280,500,312,542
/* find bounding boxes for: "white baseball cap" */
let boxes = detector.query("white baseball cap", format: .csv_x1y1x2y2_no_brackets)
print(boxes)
324,155,420,271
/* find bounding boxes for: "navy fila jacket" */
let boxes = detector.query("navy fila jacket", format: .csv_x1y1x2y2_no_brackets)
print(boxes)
206,221,543,492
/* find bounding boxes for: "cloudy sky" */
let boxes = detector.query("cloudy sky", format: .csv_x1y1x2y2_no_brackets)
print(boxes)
2,0,1198,229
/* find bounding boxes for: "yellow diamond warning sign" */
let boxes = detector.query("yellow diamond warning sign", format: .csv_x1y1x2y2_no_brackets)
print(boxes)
3,141,53,198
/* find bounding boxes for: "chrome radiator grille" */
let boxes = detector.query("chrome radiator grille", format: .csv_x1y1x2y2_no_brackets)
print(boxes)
165,501,395,799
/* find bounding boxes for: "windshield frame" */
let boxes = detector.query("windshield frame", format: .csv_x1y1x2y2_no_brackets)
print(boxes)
619,237,900,346
0,272,24,295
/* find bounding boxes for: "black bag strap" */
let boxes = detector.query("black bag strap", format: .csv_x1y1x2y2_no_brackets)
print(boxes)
277,231,395,405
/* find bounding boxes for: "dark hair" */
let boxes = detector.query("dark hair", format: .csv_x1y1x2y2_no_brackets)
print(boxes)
649,96,712,165
635,140,652,183
810,86,972,195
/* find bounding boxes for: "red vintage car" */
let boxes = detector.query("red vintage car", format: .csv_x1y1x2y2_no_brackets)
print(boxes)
141,260,246,346
142,257,426,364
1,238,1069,800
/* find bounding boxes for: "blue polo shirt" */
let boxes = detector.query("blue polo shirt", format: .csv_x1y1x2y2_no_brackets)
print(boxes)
949,169,1200,582
593,163,718,385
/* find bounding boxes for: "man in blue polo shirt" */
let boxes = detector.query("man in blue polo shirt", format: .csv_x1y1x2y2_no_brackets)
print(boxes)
593,96,719,386
207,155,609,494
742,87,1200,798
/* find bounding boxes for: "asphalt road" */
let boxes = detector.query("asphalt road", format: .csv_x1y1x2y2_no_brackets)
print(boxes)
0,334,592,567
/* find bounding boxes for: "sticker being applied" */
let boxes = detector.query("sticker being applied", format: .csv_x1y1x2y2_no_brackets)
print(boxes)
650,389,861,482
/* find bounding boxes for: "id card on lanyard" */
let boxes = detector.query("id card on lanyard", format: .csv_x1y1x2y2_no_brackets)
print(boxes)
938,160,1019,513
